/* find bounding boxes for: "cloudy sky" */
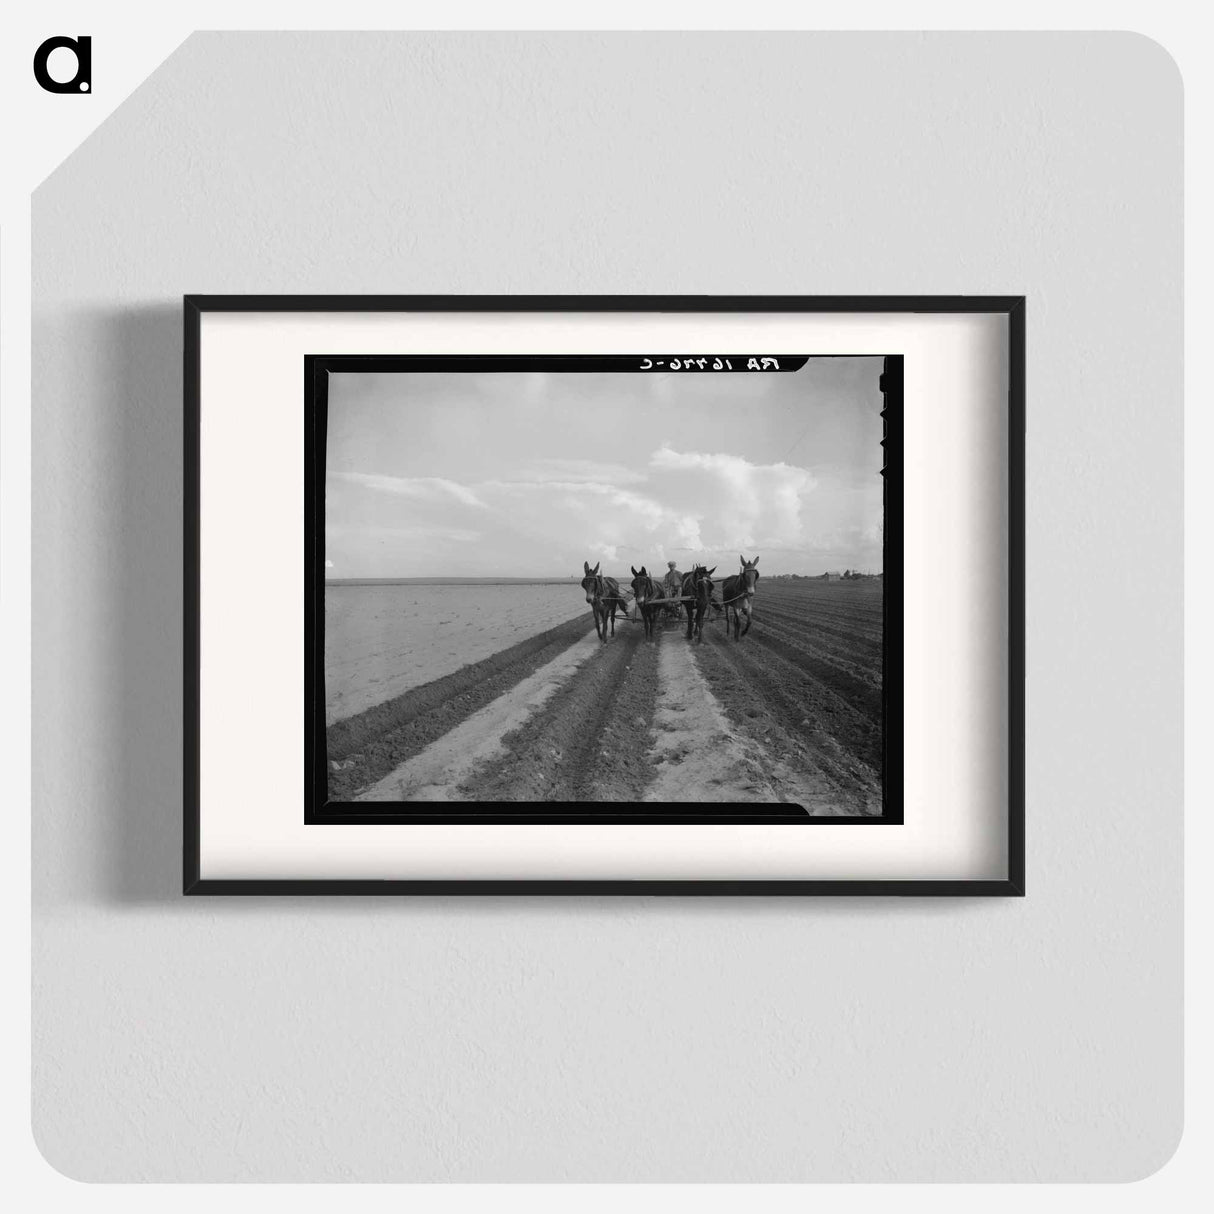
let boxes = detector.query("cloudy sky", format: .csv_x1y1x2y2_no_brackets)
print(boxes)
325,358,885,578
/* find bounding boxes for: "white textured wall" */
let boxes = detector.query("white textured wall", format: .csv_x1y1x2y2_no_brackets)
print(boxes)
32,33,1181,1181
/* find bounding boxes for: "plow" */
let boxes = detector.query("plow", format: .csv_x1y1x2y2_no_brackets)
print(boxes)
615,593,724,625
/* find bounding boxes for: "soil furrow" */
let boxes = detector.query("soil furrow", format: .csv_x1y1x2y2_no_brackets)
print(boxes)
325,579,887,815
747,628,884,719
755,610,882,660
327,612,597,799
757,610,884,655
356,633,601,801
694,625,882,814
458,624,661,802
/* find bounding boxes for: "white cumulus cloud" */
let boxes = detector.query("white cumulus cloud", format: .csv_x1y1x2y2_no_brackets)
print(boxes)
647,444,815,550
330,471,485,508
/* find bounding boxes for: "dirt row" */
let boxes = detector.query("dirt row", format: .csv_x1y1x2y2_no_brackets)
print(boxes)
696,583,884,814
328,580,886,814
459,623,660,802
693,624,882,815
453,604,880,814
743,616,883,731
326,612,596,800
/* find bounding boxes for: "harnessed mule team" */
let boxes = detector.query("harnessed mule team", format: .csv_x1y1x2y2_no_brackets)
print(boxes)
580,556,760,645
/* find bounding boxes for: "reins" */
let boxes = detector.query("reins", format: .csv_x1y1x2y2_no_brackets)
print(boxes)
592,574,626,611
719,570,759,607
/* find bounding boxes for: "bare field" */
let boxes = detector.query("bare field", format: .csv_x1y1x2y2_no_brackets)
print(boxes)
693,579,883,814
326,577,885,814
325,582,586,723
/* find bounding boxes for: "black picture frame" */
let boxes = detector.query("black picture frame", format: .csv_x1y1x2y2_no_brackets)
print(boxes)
184,295,1025,896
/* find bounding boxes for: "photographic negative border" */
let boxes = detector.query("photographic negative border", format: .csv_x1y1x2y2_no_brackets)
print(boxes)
305,352,901,827
184,296,1024,895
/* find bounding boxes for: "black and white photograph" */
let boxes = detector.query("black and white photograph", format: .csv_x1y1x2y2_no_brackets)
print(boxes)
315,353,900,819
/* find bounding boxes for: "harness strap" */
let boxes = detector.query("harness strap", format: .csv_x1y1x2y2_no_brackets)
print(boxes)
719,573,759,607
593,576,627,607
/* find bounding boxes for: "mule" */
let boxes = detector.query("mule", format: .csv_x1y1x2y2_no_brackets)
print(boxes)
720,555,760,641
629,565,666,641
581,560,626,643
681,564,717,643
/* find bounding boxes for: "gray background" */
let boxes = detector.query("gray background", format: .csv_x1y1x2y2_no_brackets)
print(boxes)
32,33,1182,1181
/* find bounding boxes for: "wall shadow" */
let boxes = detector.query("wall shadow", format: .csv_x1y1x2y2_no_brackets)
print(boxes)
63,305,998,921
94,304,185,905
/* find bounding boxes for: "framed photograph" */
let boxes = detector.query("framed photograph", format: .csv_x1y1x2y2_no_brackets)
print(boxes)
185,296,1024,894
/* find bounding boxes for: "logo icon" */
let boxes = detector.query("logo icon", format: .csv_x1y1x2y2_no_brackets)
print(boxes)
33,35,91,94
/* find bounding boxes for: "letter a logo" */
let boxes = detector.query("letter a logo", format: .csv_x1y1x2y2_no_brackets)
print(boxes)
34,36,92,94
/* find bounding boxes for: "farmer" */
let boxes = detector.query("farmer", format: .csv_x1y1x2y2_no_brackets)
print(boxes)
662,561,684,619
663,560,683,600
